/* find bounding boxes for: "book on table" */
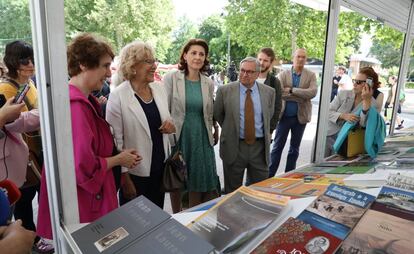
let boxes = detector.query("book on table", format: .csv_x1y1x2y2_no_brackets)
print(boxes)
71,195,215,254
281,183,329,197
338,185,414,254
250,217,342,254
250,177,303,193
326,165,374,174
297,184,375,240
187,186,290,254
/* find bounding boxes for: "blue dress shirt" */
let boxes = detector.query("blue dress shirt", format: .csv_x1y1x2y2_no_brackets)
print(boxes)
284,69,301,117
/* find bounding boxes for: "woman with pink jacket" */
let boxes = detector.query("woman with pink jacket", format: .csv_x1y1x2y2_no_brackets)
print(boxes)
36,33,139,250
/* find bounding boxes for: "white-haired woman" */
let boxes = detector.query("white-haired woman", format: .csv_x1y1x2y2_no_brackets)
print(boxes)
106,41,175,208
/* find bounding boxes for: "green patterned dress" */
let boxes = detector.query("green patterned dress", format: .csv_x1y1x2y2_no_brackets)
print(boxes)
177,79,218,192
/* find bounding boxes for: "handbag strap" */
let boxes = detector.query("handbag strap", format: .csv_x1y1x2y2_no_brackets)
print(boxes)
173,133,177,145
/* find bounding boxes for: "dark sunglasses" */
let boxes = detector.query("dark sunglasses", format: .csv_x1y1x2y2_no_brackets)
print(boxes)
19,57,34,66
352,79,366,85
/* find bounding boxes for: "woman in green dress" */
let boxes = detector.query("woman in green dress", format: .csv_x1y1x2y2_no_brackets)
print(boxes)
164,39,219,212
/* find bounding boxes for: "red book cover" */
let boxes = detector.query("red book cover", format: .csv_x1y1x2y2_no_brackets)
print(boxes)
251,217,341,254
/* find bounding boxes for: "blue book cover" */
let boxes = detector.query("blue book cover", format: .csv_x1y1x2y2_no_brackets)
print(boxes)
297,210,350,240
297,184,375,240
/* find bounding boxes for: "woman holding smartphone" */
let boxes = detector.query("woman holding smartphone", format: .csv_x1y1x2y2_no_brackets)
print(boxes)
0,40,43,250
325,67,380,156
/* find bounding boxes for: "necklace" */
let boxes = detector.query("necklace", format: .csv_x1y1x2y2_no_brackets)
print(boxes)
135,93,153,104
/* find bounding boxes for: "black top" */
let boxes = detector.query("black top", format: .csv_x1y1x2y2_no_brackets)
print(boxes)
135,95,165,176
373,89,382,100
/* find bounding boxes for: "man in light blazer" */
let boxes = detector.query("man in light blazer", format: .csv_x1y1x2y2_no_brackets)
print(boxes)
214,57,276,193
268,48,317,176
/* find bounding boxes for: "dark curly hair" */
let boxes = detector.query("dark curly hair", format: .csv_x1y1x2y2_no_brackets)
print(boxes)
178,39,210,75
3,40,34,79
359,66,380,91
67,33,114,77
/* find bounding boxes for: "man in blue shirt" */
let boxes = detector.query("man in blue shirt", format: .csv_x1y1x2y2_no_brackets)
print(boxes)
214,57,276,193
269,48,317,176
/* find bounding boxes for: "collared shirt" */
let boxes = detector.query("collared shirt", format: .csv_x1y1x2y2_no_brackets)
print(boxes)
284,69,301,117
239,82,264,139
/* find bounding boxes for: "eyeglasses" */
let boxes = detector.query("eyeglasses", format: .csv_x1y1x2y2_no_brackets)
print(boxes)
240,69,257,76
142,59,157,65
352,79,366,85
19,57,34,66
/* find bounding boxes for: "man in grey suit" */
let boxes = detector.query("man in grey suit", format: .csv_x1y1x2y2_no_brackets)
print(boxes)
214,57,276,193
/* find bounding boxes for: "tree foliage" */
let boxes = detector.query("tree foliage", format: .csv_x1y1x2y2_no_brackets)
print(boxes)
164,16,199,64
224,0,371,64
0,0,32,57
64,0,175,60
369,25,404,69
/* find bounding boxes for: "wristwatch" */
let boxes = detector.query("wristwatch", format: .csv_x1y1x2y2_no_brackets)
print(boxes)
289,87,293,94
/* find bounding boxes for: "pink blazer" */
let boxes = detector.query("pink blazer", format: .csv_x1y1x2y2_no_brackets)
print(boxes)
0,110,40,187
37,85,117,239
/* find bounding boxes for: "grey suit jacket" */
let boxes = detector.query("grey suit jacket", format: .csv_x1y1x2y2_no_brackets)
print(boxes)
163,70,214,145
213,81,276,165
328,90,377,136
278,67,317,124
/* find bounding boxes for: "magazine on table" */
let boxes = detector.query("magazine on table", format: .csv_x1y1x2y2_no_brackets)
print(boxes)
187,186,290,254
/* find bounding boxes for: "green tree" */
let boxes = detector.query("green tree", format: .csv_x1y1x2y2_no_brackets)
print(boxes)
198,15,223,44
224,0,370,63
65,0,175,60
0,0,32,56
164,16,198,64
369,25,404,69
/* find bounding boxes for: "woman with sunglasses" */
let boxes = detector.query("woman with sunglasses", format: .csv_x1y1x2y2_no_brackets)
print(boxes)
325,67,380,157
106,41,175,209
164,39,219,212
0,40,43,248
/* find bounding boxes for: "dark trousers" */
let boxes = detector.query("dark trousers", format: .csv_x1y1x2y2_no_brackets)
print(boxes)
331,88,338,102
13,184,40,232
269,116,306,176
119,174,165,209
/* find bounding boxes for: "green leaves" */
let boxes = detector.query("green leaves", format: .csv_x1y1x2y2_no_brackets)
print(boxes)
64,0,175,60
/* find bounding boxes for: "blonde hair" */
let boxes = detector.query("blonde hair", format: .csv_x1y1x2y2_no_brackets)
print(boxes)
119,41,154,81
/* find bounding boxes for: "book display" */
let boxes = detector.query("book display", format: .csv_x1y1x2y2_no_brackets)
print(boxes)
69,130,414,254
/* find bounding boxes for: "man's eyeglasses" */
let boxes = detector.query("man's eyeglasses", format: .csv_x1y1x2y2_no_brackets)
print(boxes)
352,79,366,85
19,57,34,66
240,69,257,76
142,59,157,65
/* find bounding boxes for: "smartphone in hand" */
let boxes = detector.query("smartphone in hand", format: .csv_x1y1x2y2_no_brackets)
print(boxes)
366,77,373,88
13,84,30,104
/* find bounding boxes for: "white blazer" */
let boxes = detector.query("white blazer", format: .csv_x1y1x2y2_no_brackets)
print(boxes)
106,81,171,177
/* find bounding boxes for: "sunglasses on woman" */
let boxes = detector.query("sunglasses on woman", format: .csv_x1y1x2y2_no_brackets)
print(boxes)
352,79,366,85
19,57,34,66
